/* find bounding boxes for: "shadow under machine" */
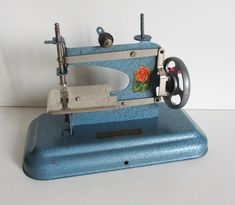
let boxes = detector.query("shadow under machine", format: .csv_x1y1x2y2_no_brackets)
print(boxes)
23,14,207,180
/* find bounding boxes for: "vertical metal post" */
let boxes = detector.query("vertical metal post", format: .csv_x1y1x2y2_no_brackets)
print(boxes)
134,13,151,42
140,13,144,39
54,23,71,127
54,23,69,109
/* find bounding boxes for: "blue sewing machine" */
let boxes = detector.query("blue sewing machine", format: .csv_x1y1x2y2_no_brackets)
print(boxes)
23,14,207,180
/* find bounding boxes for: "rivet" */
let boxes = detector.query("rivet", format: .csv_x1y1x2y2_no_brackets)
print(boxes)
75,96,80,101
130,51,136,57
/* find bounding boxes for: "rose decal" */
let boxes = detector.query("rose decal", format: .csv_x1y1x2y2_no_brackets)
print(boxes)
132,66,151,92
134,66,150,82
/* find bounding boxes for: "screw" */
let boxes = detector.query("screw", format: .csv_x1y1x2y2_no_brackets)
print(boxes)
75,96,80,101
155,97,161,103
130,51,136,57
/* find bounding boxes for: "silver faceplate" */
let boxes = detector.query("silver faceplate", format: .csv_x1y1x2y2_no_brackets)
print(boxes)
47,84,158,115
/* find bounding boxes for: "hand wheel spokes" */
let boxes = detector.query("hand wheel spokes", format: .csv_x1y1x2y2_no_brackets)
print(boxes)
163,57,190,109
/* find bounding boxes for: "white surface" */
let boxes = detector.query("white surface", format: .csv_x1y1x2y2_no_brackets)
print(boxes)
0,0,235,109
0,107,234,205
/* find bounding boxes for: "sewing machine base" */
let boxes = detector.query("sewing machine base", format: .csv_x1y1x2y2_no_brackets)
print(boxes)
23,104,207,180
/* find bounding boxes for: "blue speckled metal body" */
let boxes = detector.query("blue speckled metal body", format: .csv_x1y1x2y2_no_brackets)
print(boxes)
23,41,207,180
66,42,160,100
23,103,207,180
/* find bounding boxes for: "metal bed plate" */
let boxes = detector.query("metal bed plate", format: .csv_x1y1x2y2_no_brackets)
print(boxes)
23,103,208,180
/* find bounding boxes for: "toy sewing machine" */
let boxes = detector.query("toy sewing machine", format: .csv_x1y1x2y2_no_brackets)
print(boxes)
23,14,207,180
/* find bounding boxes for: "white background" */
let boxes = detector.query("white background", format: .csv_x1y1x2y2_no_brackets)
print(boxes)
0,0,234,109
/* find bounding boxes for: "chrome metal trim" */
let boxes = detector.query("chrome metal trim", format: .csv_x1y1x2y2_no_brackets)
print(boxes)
156,48,169,96
118,97,158,107
65,48,159,64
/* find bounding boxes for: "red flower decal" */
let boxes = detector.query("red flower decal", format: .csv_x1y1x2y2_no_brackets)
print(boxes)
134,66,151,83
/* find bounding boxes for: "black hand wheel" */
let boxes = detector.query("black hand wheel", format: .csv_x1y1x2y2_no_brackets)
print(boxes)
163,57,190,109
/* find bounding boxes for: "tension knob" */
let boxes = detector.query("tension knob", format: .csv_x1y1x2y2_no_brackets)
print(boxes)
96,27,114,48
